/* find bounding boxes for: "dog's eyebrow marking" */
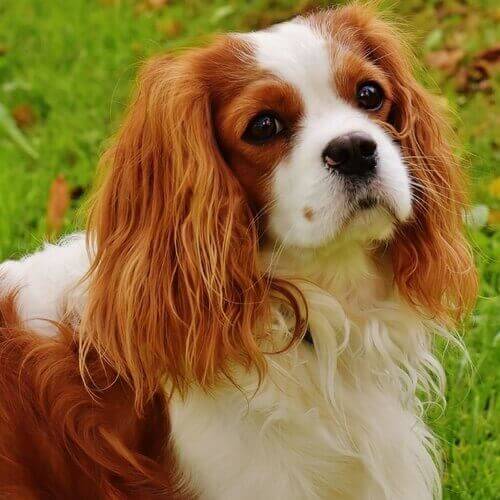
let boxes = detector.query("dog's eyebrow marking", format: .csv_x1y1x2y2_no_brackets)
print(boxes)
243,20,335,106
303,207,314,221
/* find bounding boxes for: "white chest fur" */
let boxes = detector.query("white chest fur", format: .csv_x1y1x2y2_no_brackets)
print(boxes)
169,281,443,500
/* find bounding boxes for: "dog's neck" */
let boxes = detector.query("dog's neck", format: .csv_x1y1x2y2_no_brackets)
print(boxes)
261,238,394,310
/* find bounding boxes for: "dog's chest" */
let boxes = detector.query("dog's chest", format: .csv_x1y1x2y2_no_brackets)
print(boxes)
168,290,439,500
169,345,358,500
168,302,436,500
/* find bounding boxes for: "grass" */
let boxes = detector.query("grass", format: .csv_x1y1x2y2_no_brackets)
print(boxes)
0,0,498,497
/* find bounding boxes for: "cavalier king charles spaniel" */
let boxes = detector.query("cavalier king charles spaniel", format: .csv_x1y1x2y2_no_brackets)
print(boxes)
0,4,476,499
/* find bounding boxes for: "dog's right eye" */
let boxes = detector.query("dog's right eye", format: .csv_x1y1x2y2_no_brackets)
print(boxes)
356,81,384,111
243,113,284,144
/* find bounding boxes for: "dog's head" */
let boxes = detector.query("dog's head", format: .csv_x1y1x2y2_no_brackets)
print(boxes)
83,4,477,409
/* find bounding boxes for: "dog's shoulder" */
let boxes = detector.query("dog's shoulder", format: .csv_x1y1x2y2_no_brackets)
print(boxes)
0,233,90,335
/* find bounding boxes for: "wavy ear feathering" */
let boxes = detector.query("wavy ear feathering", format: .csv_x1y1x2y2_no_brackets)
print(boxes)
334,4,478,325
81,44,305,412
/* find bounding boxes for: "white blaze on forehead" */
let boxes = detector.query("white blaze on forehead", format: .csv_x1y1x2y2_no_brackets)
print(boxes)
243,20,336,105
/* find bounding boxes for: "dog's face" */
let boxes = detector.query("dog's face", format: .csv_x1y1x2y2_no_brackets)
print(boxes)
216,18,411,248
84,5,476,406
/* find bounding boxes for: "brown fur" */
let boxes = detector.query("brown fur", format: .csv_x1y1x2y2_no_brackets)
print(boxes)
215,77,304,214
81,37,306,414
0,293,189,499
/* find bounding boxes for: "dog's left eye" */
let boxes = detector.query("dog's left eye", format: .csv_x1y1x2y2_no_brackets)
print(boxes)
244,113,284,144
356,81,384,111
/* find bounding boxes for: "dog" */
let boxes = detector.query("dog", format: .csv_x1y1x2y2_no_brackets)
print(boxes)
0,4,477,499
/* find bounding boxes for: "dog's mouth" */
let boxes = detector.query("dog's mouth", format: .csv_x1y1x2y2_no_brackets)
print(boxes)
357,196,378,210
351,195,398,222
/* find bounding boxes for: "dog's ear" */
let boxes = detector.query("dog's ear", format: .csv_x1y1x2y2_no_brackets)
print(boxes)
82,49,275,412
336,4,477,324
389,72,478,325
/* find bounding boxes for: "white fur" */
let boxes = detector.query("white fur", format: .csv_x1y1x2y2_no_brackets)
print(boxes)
170,244,446,500
0,233,89,335
243,20,412,248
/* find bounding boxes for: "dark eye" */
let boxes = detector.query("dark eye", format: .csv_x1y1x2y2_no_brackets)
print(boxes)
243,113,284,144
356,81,384,111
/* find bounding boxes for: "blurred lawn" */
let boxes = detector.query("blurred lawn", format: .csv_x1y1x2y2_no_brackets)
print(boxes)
0,1,498,498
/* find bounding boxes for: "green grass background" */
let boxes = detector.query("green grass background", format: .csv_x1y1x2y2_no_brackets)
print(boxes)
0,1,498,497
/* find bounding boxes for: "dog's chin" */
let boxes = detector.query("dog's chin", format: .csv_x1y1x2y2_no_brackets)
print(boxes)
327,201,400,249
267,206,396,258
338,204,396,243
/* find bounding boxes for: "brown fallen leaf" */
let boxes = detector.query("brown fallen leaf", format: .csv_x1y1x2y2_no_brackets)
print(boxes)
425,48,464,75
0,45,8,56
454,43,500,94
12,104,36,129
46,175,70,239
475,45,500,64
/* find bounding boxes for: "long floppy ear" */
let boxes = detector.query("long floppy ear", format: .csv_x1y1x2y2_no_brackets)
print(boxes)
337,4,477,324
82,50,281,412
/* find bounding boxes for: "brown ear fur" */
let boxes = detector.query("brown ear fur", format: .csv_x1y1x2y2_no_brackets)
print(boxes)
82,48,304,412
334,4,477,324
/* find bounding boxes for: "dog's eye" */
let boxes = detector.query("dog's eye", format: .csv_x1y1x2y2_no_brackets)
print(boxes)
356,82,384,111
244,114,284,144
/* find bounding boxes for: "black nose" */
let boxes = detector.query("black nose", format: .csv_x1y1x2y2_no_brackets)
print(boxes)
322,132,377,176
